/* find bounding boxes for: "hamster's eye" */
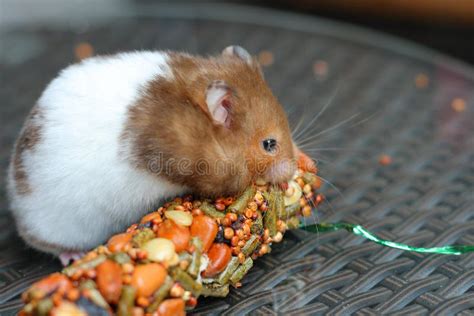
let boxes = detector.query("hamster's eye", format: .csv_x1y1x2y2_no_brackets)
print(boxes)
262,138,277,153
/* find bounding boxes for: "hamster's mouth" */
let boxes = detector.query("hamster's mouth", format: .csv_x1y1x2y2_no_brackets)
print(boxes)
261,159,297,185
256,150,316,190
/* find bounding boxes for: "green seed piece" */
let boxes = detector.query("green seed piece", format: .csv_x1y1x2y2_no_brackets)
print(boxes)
275,191,284,219
146,276,173,313
201,283,230,297
230,258,253,285
228,187,256,214
187,237,203,277
171,268,202,297
79,279,95,290
250,211,263,234
132,228,155,248
89,290,110,310
241,235,260,257
26,288,44,301
216,257,240,285
179,252,192,262
62,254,106,277
117,285,136,316
200,201,225,219
111,252,131,264
23,303,34,314
80,280,109,309
200,277,217,284
262,191,271,202
286,216,300,229
302,172,317,185
166,202,179,211
36,298,53,316
280,202,300,219
264,189,282,237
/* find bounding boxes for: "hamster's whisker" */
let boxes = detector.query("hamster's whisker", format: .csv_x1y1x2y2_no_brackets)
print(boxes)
300,154,331,166
345,110,380,129
302,147,370,154
320,193,337,217
307,195,325,222
297,111,377,152
310,111,380,146
291,109,308,139
314,158,331,165
293,84,341,142
317,174,345,201
300,210,309,233
298,112,361,145
291,98,319,140
297,112,361,147
296,137,335,150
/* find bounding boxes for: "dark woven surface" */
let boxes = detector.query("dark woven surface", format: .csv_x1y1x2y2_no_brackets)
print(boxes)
1,3,473,315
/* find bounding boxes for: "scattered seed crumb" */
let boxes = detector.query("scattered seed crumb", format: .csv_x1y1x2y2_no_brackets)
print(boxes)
258,50,274,66
451,98,466,112
379,154,392,166
74,42,94,60
313,60,328,77
415,73,429,89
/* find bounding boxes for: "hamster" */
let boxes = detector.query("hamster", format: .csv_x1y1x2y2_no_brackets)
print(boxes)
7,46,313,258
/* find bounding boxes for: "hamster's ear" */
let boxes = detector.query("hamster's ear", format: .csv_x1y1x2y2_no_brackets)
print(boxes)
222,45,252,65
205,80,232,127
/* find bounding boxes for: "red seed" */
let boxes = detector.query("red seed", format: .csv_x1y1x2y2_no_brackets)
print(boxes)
224,197,234,206
215,203,226,211
31,273,72,296
157,220,190,252
107,233,132,253
136,296,150,307
187,296,198,307
202,243,232,277
96,260,123,304
140,212,161,224
224,227,234,239
131,264,167,297
156,298,185,316
190,215,218,253
379,154,392,166
279,182,289,191
74,42,94,60
226,213,238,222
231,236,239,247
232,246,241,255
192,208,203,216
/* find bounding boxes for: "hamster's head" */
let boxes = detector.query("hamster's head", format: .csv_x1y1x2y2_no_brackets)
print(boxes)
161,46,313,196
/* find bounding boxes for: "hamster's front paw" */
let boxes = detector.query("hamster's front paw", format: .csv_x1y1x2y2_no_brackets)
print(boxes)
59,251,85,266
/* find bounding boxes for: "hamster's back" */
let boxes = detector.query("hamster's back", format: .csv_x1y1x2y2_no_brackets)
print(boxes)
8,52,185,254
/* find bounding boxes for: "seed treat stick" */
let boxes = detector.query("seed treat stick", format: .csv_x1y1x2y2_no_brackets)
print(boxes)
20,168,322,316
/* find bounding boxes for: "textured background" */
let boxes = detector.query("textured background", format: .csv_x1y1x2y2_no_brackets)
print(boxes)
1,3,473,315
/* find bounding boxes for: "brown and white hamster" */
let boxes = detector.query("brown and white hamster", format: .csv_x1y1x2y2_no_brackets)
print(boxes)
7,46,310,258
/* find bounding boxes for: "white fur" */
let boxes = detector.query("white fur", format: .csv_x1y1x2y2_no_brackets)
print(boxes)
7,51,187,254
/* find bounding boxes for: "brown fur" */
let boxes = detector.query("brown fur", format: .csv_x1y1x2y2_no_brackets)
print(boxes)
123,52,295,196
12,106,44,195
